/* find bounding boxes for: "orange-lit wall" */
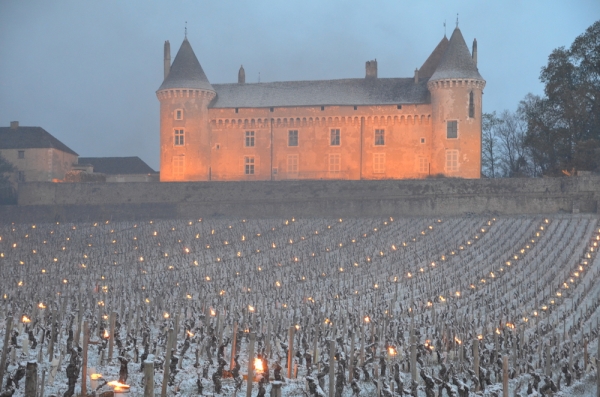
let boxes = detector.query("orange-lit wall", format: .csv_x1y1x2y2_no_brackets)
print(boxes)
158,83,483,181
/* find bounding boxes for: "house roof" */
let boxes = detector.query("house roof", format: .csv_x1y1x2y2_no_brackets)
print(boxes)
210,78,430,108
0,126,78,156
158,38,214,92
78,157,157,175
429,27,483,81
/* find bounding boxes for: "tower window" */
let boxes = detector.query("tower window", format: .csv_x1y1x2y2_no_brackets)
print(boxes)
397,105,402,109
374,129,385,146
446,121,458,139
245,131,255,147
446,150,458,172
354,106,358,110
288,130,298,147
321,106,325,111
235,108,239,113
287,154,298,174
174,129,185,146
329,154,341,173
373,153,385,173
18,150,25,159
244,156,255,175
270,107,274,112
175,109,183,120
330,129,340,146
173,155,185,179
469,91,475,118
420,138,426,144
418,157,429,173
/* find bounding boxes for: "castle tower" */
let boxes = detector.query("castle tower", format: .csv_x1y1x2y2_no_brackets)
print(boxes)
156,38,215,181
427,27,485,178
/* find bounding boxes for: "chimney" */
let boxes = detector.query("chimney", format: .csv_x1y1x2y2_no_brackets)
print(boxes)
365,59,377,79
472,38,478,67
414,68,419,84
164,40,171,80
10,121,18,129
238,65,245,84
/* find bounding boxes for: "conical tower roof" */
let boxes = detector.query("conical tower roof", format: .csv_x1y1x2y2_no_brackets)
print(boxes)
158,38,214,92
419,36,449,80
429,27,483,81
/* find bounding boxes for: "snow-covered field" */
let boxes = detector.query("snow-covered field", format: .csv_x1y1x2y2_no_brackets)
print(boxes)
0,215,599,396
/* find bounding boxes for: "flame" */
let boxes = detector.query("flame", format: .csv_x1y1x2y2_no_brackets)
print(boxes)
495,328,501,335
254,358,264,372
107,381,130,390
187,330,195,337
210,309,216,317
506,322,515,329
454,336,462,345
103,329,109,339
248,305,255,312
477,335,483,340
363,316,370,323
22,315,31,323
38,302,46,309
90,374,103,380
387,346,397,356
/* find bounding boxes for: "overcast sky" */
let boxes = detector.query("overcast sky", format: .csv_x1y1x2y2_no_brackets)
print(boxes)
0,1,598,170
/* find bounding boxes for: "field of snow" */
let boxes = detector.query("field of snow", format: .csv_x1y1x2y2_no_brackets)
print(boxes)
0,214,598,396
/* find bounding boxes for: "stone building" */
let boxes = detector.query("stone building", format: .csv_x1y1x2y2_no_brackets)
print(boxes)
157,26,485,182
76,157,158,182
0,121,78,182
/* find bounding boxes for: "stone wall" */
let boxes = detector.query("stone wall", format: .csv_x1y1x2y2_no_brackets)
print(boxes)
2,176,598,223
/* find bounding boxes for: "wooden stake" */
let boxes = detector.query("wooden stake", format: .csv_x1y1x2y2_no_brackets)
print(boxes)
230,321,238,370
328,339,335,397
144,360,154,397
25,361,38,397
502,355,508,397
287,326,294,378
108,311,116,362
246,332,256,397
0,316,12,385
81,321,89,397
161,329,174,397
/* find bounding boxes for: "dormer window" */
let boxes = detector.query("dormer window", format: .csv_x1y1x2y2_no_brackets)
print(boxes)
175,109,183,120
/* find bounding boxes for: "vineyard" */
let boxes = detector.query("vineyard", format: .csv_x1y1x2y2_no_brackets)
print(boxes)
0,214,599,396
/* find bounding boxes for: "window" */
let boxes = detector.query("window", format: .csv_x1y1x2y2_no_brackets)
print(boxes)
420,137,426,144
172,155,185,179
397,105,402,109
175,109,183,120
419,157,429,174
17,171,25,182
18,150,24,159
287,154,298,174
374,129,385,146
446,150,458,172
288,130,298,147
330,129,340,146
321,106,325,111
174,129,184,146
373,153,385,173
447,121,458,139
244,156,255,175
329,154,341,173
469,91,475,118
245,131,255,147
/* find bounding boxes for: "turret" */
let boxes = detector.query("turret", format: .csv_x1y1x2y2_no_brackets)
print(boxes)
427,27,485,179
156,37,216,181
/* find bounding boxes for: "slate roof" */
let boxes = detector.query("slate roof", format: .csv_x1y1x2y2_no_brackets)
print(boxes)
419,36,449,80
210,78,430,108
158,38,214,92
78,157,156,175
429,27,483,81
0,126,78,156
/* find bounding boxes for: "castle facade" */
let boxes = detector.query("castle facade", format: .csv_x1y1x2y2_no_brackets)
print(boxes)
157,27,485,181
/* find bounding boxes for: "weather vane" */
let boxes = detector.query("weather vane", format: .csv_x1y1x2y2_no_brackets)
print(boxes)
444,20,446,36
456,13,459,28
185,21,187,38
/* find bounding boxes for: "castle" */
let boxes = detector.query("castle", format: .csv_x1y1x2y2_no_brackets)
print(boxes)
157,26,485,182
